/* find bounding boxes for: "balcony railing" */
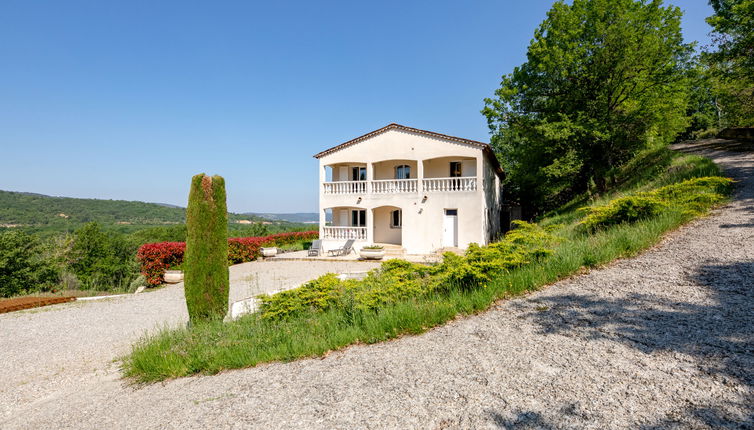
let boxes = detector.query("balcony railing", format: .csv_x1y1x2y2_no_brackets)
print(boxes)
422,177,477,192
372,179,418,194
322,177,477,195
323,181,367,195
322,226,367,240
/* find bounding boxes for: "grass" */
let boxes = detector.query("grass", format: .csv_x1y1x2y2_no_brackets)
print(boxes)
122,145,732,382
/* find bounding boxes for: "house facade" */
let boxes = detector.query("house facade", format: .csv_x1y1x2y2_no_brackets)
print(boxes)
314,123,505,255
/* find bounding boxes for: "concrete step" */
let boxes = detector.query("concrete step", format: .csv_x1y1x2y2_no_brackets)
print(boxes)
374,243,406,256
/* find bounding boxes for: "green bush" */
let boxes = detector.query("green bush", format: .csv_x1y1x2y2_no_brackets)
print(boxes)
69,222,139,290
0,230,59,297
579,196,667,232
184,174,229,324
258,221,557,320
579,176,733,231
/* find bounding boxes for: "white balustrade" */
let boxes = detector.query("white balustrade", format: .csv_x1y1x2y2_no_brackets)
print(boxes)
322,177,477,194
322,226,367,240
323,181,367,195
422,177,477,192
371,179,418,194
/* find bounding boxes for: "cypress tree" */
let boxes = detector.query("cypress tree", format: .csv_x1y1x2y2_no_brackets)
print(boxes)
184,173,229,324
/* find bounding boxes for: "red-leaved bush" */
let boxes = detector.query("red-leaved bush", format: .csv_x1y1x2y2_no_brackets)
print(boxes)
136,231,318,285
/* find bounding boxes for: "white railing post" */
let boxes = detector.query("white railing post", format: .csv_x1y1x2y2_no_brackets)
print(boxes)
421,177,477,193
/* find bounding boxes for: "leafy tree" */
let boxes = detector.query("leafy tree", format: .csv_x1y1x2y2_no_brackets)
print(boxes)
0,231,58,297
703,0,754,126
184,174,229,324
69,222,138,290
483,0,693,213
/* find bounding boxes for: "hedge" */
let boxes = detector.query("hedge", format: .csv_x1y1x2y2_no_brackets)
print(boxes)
136,231,318,285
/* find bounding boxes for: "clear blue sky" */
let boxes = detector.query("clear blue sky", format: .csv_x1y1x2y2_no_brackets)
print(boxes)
0,0,714,213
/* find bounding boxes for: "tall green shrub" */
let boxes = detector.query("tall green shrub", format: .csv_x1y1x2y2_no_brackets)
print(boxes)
184,174,229,323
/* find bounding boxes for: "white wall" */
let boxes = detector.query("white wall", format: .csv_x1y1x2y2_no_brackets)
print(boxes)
373,206,401,244
318,128,503,254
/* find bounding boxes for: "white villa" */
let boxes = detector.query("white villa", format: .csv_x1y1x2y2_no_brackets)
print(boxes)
315,123,505,255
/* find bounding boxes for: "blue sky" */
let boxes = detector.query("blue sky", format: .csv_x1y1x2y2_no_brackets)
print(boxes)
0,0,714,213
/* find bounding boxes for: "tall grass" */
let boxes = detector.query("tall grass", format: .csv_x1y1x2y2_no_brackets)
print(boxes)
123,147,730,382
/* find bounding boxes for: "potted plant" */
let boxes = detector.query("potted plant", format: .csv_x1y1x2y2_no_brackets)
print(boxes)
359,245,385,260
260,247,278,257
164,270,184,284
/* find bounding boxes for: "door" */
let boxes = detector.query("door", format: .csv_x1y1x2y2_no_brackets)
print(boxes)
339,209,349,227
338,167,349,181
443,209,458,247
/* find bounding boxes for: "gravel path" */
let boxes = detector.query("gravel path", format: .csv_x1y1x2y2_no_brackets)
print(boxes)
0,260,380,422
2,139,752,429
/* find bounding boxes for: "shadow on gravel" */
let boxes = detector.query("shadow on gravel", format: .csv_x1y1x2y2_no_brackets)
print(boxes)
525,260,754,428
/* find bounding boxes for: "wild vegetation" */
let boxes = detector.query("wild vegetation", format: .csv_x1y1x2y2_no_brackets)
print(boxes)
482,0,751,216
0,189,282,235
0,189,313,297
123,144,731,382
702,0,754,129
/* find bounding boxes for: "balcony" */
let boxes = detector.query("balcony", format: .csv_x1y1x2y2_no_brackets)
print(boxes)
372,179,418,194
322,226,367,240
322,181,367,195
322,177,476,195
422,177,476,192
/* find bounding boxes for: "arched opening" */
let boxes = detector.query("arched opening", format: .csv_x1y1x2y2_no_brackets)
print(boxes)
372,205,402,245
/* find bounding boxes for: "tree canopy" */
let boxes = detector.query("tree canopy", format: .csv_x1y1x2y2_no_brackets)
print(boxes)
483,0,693,212
703,0,754,126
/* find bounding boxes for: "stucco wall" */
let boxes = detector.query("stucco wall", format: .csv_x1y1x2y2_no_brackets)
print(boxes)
422,157,477,178
373,206,402,244
373,160,418,180
318,128,504,254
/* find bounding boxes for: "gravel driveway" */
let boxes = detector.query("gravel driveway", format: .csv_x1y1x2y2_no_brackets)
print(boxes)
2,139,752,429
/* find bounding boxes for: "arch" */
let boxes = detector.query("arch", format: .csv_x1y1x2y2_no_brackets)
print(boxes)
372,205,402,245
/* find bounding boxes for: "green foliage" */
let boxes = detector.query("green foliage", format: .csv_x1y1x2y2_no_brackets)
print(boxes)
579,176,733,231
184,174,229,324
702,0,754,127
579,196,667,231
482,0,693,211
258,222,557,320
0,189,301,239
0,231,59,297
69,222,139,290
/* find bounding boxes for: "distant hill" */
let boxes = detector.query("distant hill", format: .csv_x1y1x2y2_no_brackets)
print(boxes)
0,190,268,229
245,212,325,223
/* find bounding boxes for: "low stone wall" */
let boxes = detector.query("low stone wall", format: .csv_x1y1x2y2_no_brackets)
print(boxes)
719,127,754,141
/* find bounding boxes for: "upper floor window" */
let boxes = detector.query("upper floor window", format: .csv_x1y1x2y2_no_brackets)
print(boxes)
352,167,366,181
450,161,462,177
395,165,411,179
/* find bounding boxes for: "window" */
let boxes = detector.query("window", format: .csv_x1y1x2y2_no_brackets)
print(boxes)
351,209,366,227
445,209,458,216
395,165,411,179
352,167,366,181
390,209,402,228
449,162,462,177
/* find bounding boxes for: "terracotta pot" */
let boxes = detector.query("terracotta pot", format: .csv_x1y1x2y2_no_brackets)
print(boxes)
164,270,184,284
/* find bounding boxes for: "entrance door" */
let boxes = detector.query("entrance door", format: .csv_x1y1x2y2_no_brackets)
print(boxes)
443,209,458,247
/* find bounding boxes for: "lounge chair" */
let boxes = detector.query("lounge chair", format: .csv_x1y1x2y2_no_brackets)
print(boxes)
308,240,322,257
328,239,355,257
